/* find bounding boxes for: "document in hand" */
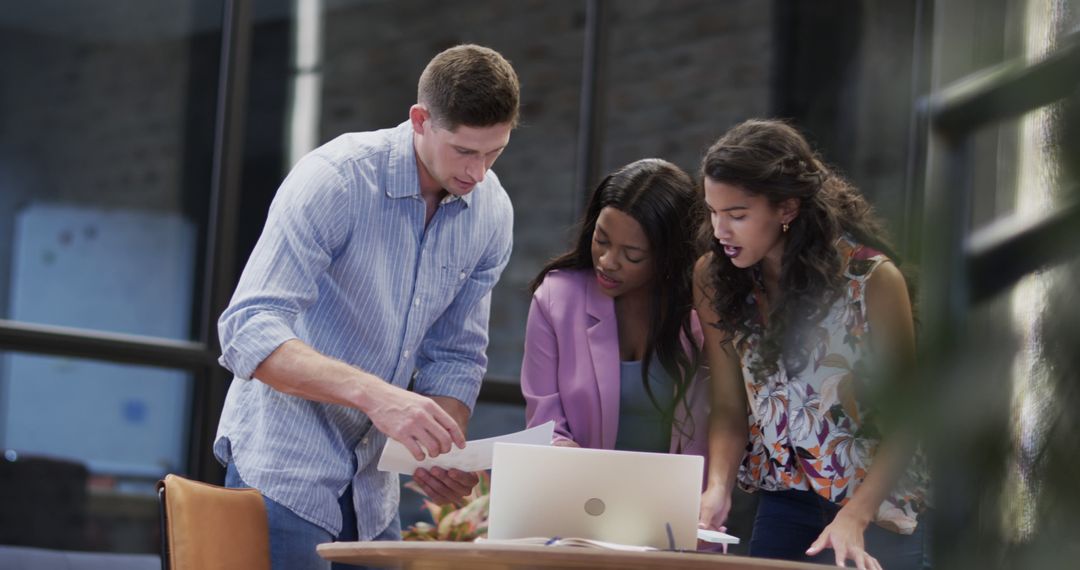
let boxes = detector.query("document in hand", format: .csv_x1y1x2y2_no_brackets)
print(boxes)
376,421,555,474
696,528,740,545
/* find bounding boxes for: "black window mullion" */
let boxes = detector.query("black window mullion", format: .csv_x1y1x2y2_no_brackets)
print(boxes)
187,0,254,484
0,319,215,370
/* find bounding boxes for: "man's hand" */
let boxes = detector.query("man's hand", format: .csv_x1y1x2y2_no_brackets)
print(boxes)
363,384,465,461
410,396,478,506
412,467,481,507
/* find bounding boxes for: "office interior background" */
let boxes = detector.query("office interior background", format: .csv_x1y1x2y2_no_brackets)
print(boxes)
1,0,1079,567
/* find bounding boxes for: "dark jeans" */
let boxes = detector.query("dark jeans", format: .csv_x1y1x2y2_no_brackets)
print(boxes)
226,463,395,570
749,489,931,570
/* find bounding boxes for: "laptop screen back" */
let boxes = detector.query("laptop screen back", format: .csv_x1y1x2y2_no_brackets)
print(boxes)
487,443,703,549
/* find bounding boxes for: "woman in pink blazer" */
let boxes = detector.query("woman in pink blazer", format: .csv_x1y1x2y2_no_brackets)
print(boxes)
520,158,710,463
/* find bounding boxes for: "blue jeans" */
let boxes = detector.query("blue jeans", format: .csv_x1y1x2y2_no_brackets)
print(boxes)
225,463,398,570
749,490,931,570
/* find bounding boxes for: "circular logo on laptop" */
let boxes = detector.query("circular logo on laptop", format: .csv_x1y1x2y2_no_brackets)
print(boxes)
584,497,606,516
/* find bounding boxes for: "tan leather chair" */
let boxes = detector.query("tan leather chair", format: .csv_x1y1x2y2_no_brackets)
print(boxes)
157,474,271,570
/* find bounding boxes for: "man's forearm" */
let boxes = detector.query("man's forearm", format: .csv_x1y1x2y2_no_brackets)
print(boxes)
252,338,385,412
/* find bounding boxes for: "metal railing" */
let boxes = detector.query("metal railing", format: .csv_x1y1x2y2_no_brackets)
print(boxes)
921,28,1080,569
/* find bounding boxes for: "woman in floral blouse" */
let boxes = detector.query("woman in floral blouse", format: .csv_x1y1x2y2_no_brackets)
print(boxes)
694,119,929,570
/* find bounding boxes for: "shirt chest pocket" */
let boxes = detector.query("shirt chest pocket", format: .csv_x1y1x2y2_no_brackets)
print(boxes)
437,263,472,298
417,262,473,318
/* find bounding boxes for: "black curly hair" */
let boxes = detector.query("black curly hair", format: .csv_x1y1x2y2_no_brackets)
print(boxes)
698,119,910,381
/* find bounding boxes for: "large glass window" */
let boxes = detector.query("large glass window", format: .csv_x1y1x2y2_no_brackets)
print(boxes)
0,0,225,555
0,1,222,341
0,351,194,554
1,352,193,479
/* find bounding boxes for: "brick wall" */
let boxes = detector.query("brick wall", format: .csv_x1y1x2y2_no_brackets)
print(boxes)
0,30,195,213
601,0,774,176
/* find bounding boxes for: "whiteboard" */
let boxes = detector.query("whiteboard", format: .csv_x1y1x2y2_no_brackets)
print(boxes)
1,204,195,478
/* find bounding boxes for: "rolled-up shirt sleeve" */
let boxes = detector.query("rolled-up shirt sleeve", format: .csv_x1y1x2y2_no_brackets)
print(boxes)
412,208,513,411
217,154,353,380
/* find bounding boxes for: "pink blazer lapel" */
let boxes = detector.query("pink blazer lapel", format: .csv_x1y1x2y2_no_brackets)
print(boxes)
584,276,621,450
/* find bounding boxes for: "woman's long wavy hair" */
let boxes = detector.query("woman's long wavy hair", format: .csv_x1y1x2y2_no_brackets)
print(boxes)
698,119,910,381
532,158,703,438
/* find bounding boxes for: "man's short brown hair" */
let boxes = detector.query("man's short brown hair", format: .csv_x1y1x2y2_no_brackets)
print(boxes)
418,44,520,130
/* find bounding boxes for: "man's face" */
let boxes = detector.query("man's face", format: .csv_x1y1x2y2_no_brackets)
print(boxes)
411,105,512,197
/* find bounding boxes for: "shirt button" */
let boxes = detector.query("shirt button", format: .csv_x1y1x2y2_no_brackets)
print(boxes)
459,272,466,280
413,298,420,307
403,349,411,358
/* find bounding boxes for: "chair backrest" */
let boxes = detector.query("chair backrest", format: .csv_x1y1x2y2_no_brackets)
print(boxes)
156,474,270,570
0,454,89,551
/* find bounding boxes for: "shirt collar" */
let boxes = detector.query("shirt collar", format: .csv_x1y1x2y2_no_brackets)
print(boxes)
385,120,473,207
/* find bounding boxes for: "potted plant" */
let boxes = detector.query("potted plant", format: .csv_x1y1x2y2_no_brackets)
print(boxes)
401,471,490,542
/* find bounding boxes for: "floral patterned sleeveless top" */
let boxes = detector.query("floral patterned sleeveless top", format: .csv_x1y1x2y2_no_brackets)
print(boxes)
734,237,930,534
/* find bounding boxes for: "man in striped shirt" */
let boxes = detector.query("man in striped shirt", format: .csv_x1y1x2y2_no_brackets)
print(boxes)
214,44,519,569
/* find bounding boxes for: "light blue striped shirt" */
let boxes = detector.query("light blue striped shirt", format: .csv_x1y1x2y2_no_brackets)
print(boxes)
214,121,514,539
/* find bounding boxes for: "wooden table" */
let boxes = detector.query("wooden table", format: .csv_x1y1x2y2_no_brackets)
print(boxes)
317,541,826,570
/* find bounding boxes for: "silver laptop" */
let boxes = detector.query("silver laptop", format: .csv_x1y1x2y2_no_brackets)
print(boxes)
487,443,703,550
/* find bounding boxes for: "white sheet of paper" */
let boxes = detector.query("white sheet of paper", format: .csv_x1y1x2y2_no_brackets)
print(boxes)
696,528,740,545
376,420,555,474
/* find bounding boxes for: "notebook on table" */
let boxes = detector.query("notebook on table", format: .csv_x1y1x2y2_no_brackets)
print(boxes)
486,443,706,550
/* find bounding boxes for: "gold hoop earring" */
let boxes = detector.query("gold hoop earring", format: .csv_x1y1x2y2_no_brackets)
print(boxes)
782,222,790,233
